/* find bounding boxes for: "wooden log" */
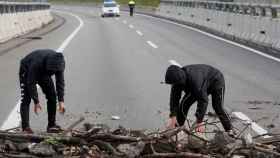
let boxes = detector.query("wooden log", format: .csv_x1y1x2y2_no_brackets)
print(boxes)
62,117,85,135
92,140,124,156
88,127,207,143
253,146,280,156
256,136,280,145
0,132,86,145
82,126,103,138
142,152,210,158
1,153,40,158
182,129,209,143
89,134,140,142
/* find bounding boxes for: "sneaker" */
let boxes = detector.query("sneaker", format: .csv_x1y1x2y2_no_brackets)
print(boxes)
47,124,63,133
22,127,34,134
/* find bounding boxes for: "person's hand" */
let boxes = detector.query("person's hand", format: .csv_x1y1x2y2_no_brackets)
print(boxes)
167,116,177,129
58,102,66,114
195,122,205,133
34,103,42,115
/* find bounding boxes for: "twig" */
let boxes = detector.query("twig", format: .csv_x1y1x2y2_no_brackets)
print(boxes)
182,129,209,143
186,119,191,129
147,127,185,141
92,140,124,156
89,133,140,142
150,142,158,154
160,127,185,138
236,122,251,138
256,135,280,144
202,121,221,131
253,146,280,156
226,144,242,158
226,124,252,158
2,126,20,132
82,126,103,138
1,153,40,158
0,131,86,145
62,117,85,135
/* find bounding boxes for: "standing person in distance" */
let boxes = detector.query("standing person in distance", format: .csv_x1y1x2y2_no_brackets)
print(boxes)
128,0,135,16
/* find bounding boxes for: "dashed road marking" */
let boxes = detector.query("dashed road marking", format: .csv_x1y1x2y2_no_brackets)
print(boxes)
56,10,84,53
147,41,158,49
136,30,143,36
129,24,134,29
123,20,127,24
136,13,280,63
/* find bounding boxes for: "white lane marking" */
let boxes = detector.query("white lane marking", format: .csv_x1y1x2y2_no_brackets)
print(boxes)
0,100,21,131
55,10,84,52
129,24,134,29
123,20,127,24
0,10,84,130
232,112,271,138
136,30,143,36
147,41,158,49
136,13,280,63
115,18,119,20
168,59,182,67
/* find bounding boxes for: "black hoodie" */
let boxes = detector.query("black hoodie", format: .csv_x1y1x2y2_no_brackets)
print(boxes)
165,64,224,122
20,49,65,104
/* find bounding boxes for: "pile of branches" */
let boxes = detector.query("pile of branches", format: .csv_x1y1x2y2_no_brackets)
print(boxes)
1,117,280,158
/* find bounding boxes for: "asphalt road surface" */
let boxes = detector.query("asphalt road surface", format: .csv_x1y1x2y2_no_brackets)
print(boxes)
1,5,280,135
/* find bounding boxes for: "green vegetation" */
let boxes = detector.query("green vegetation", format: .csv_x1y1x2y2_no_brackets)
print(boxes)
49,0,160,7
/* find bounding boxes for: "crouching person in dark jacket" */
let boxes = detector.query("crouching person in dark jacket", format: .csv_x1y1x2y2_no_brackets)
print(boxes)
19,49,66,134
165,64,234,136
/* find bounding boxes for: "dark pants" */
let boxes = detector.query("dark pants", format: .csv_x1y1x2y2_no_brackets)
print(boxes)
19,65,57,129
177,76,232,131
129,7,134,16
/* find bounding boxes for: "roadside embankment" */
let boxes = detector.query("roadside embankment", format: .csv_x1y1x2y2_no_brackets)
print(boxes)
0,2,53,43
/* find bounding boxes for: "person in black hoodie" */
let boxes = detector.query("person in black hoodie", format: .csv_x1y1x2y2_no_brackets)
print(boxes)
165,64,234,135
19,49,66,134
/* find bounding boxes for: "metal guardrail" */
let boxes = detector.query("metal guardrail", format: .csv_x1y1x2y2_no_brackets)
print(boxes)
157,0,280,52
0,1,50,14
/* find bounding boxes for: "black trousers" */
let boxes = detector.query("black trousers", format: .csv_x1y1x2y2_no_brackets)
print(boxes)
129,7,134,16
19,65,57,129
176,85,232,131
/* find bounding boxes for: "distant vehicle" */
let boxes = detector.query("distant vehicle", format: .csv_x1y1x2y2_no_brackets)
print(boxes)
101,1,120,17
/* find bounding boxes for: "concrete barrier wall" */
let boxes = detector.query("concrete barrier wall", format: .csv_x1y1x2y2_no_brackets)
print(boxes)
0,2,53,43
156,0,280,52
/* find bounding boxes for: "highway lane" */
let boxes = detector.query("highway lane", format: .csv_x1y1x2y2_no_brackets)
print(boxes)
1,5,280,134
121,13,280,129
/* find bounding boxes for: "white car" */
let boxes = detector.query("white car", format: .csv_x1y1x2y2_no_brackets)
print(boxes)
101,2,120,17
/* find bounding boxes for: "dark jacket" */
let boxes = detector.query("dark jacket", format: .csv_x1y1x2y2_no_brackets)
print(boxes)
166,64,224,122
20,49,65,104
